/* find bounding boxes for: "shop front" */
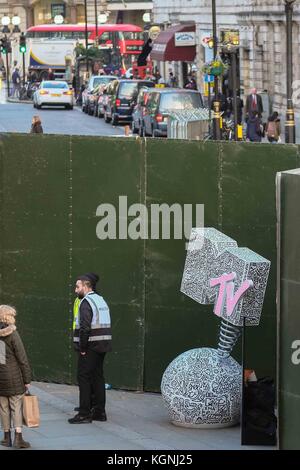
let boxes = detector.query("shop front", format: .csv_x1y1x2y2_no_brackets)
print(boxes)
150,23,196,87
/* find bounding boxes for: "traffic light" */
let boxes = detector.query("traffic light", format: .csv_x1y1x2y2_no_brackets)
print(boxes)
0,36,8,54
19,33,26,54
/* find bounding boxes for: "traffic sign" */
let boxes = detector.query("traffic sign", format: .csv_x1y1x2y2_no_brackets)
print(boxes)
204,74,214,83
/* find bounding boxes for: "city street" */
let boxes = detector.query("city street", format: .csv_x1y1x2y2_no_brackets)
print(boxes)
0,96,126,137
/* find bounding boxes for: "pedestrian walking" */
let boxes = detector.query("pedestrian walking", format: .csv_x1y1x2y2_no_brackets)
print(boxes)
266,111,281,143
184,75,197,90
30,115,43,134
236,92,244,125
47,68,55,80
225,92,244,124
246,112,263,142
245,88,263,119
11,67,21,98
28,68,38,83
167,72,177,88
0,305,31,449
69,273,112,424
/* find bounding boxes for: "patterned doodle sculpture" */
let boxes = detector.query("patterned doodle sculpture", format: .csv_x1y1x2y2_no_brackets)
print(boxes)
161,227,270,428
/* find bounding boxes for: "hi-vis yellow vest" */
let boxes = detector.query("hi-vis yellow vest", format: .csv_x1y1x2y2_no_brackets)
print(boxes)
72,297,81,330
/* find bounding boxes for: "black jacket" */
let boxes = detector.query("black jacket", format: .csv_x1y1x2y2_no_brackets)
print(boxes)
245,94,263,115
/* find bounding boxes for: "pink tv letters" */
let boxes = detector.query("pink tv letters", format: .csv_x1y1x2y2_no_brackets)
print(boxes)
210,272,253,318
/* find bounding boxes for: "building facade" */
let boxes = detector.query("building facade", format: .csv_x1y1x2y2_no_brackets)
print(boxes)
0,1,153,31
152,0,300,115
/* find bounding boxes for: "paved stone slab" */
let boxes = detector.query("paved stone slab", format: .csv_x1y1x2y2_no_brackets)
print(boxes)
1,382,275,450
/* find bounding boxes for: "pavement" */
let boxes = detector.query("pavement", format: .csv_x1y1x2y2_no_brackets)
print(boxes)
0,381,277,450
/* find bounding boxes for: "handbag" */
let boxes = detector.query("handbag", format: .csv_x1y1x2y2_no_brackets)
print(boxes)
23,391,40,428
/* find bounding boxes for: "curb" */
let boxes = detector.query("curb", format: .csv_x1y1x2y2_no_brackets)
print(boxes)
7,98,32,104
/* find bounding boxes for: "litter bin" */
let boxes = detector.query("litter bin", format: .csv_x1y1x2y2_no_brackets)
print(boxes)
242,377,277,446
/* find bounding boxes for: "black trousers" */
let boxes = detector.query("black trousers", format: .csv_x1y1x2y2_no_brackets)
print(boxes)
77,349,106,416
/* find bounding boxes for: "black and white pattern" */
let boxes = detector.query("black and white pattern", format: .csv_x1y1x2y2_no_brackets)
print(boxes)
181,228,238,304
161,348,242,428
181,227,270,327
214,247,270,326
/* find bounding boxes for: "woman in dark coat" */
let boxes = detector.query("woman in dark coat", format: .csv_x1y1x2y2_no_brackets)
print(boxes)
246,112,262,142
0,305,31,448
30,115,43,134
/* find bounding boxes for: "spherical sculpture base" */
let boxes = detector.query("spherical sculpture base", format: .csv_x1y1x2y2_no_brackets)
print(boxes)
161,348,242,428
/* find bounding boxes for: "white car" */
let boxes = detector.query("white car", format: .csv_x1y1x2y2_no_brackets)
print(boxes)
33,81,73,110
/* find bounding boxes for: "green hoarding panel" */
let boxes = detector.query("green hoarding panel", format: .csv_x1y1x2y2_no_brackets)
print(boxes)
143,139,220,391
71,137,145,390
220,142,299,380
277,168,300,449
0,134,71,383
0,134,299,397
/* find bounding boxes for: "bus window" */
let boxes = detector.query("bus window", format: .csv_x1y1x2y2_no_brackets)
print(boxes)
61,32,74,39
73,32,86,39
120,32,145,41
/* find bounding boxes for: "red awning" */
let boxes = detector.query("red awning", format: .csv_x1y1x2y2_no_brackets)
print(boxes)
150,23,196,62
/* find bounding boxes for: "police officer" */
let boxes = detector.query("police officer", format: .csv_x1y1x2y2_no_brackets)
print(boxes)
68,273,112,424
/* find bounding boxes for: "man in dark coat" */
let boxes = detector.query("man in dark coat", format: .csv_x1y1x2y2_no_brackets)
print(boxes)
245,88,263,119
0,305,31,448
69,273,112,424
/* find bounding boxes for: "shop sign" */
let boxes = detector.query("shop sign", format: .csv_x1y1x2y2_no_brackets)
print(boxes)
220,30,240,46
175,32,195,47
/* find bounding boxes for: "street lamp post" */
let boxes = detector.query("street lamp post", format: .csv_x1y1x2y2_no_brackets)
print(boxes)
84,0,89,72
212,0,221,140
1,14,21,98
231,49,238,140
95,0,99,43
284,0,296,143
222,43,239,141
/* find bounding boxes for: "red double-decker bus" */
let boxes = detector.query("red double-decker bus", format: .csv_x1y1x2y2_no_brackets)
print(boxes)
26,24,144,69
23,23,145,80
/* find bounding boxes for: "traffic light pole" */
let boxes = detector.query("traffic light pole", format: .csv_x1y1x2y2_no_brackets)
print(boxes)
84,0,89,73
285,0,296,144
5,52,10,98
22,52,25,85
231,50,238,141
212,0,221,140
95,0,98,42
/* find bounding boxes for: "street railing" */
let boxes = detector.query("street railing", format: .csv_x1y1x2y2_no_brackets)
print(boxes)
168,108,211,140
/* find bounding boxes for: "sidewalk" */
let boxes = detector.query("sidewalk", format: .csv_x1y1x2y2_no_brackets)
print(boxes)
1,382,276,450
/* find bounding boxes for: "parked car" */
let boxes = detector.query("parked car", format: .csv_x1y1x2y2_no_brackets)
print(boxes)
103,79,155,125
142,89,204,137
85,76,116,115
97,84,111,118
131,87,152,136
33,81,73,109
82,75,115,113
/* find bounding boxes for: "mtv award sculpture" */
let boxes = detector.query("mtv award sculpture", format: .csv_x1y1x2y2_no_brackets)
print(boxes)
161,228,270,428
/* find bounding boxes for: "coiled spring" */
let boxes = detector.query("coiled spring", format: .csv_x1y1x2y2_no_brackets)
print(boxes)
217,319,241,358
